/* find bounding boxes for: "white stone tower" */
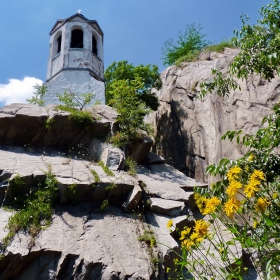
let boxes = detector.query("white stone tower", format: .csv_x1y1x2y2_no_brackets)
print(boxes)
43,13,105,106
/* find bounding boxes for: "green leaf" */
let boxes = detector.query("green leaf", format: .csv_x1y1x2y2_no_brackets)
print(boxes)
265,218,274,226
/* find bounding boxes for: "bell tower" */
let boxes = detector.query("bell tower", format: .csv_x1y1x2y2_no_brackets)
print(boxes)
43,13,105,106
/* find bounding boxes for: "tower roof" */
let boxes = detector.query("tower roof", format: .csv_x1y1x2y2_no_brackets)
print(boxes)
50,13,103,36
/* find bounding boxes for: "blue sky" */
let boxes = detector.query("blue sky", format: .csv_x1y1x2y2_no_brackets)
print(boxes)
0,0,269,105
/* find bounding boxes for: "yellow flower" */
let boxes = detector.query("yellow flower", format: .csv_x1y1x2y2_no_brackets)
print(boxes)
244,178,260,198
190,231,199,241
227,166,242,181
190,231,205,244
193,220,210,238
166,267,171,273
174,258,179,264
253,221,258,229
195,236,204,243
224,197,242,218
255,197,270,212
202,196,221,215
182,239,194,250
194,193,207,212
273,193,278,200
166,219,173,228
247,154,254,162
180,228,191,240
150,238,156,247
226,180,242,197
250,170,265,181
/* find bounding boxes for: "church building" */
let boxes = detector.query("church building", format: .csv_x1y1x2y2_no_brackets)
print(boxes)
43,13,105,106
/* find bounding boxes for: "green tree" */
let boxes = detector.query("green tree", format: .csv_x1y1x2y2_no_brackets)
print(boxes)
26,84,47,106
105,60,162,110
162,23,209,66
57,90,94,110
108,77,152,147
201,0,280,97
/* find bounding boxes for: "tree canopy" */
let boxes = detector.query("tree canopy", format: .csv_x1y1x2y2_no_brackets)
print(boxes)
105,60,162,110
108,77,152,147
162,23,209,66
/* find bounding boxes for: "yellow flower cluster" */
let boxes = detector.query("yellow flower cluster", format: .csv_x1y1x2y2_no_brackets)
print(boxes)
224,166,244,218
244,170,265,198
202,196,221,215
226,180,242,197
223,167,267,218
180,220,210,251
194,193,221,215
194,193,207,212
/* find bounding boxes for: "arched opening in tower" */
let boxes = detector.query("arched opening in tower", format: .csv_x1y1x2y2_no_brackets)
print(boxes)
57,35,62,54
92,35,97,56
71,29,83,48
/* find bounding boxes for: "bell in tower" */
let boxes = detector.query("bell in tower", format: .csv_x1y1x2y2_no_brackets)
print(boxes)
43,13,105,106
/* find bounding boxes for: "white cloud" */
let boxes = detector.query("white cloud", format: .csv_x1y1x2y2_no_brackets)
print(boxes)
0,77,43,107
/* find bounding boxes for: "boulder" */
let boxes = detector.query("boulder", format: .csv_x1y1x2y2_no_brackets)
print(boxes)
100,147,125,171
150,198,185,216
127,133,153,164
91,104,119,121
88,138,110,161
125,184,143,211
137,163,206,202
147,152,165,164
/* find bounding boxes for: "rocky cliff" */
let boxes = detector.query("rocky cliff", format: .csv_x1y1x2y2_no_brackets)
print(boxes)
0,103,207,280
149,48,280,182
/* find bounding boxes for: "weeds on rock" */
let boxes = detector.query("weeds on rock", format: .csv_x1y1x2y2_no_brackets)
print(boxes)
100,199,109,212
1,167,58,250
45,118,55,130
91,169,101,183
202,39,236,53
68,183,77,194
125,157,137,177
106,182,117,191
98,161,114,177
56,105,95,125
138,229,156,248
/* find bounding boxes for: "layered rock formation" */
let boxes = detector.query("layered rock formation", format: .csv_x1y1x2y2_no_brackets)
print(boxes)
0,103,207,279
149,48,280,182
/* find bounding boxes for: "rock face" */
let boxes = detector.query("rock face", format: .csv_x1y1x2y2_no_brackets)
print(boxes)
149,48,280,182
0,104,208,279
0,206,153,280
0,103,114,151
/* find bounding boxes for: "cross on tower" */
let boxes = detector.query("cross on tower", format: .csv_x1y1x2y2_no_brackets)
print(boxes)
77,9,82,14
